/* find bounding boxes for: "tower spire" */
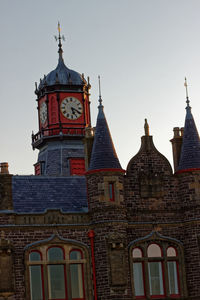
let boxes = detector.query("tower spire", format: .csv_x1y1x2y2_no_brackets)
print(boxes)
184,77,190,108
184,77,192,118
54,22,65,62
98,75,103,107
144,118,149,136
88,85,122,171
177,79,200,172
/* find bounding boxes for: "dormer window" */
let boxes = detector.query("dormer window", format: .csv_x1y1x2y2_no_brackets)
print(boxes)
34,161,45,175
70,158,85,176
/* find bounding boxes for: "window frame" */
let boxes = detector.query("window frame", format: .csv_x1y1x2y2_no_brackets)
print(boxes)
29,250,45,300
108,182,115,202
132,247,146,298
130,237,186,300
26,243,90,300
69,249,85,300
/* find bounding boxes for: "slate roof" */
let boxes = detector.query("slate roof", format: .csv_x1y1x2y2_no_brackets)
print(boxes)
178,103,200,171
12,176,88,213
39,45,85,90
89,102,122,171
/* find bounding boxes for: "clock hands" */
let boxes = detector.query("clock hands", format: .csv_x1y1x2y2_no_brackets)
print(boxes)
71,107,81,115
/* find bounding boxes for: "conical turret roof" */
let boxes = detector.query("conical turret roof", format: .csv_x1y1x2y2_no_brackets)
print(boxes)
178,100,200,172
88,98,122,171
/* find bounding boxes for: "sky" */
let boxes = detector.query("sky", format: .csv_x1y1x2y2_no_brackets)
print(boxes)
1,0,200,175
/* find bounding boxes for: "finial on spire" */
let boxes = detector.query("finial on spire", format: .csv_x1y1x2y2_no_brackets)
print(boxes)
184,77,190,107
144,118,149,136
98,75,103,107
54,22,65,60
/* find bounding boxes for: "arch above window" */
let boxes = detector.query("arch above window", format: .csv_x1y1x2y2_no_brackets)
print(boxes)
130,232,187,299
29,251,41,262
70,249,82,260
167,246,177,257
26,240,91,300
47,246,64,261
147,243,162,257
132,247,143,258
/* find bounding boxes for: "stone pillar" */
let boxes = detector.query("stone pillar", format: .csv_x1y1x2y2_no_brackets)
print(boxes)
0,232,14,299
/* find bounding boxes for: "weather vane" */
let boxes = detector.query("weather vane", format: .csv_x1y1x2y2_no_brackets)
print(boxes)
54,22,65,44
98,75,103,106
184,77,190,107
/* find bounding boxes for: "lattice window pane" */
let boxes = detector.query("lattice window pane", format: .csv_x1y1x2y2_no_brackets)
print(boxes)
30,265,43,300
148,262,164,296
70,264,84,299
48,265,66,299
168,261,179,295
133,262,145,296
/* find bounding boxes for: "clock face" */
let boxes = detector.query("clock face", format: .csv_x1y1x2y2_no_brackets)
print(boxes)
40,102,47,125
60,97,83,120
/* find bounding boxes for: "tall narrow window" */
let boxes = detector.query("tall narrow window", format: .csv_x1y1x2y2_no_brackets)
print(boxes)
132,248,145,297
167,247,179,296
70,250,84,299
29,251,44,300
147,244,164,297
47,247,66,299
109,183,115,202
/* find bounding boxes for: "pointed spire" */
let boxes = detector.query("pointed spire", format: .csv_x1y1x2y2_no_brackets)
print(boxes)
54,22,65,63
184,77,192,119
98,75,103,107
88,78,122,171
177,79,200,172
144,118,149,136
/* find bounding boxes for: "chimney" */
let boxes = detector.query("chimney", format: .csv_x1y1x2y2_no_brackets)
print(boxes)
83,127,95,171
170,128,183,172
0,162,9,174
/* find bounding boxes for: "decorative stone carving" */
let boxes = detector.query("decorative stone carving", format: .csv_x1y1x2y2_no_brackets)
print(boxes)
140,171,164,198
106,232,127,288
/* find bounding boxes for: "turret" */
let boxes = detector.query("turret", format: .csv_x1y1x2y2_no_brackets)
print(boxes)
86,77,125,220
177,79,200,173
32,24,91,176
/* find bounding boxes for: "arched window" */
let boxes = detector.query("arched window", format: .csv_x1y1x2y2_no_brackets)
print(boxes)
27,245,86,300
167,247,179,296
147,244,164,297
47,247,66,299
29,251,44,300
131,241,182,299
132,248,145,297
70,250,85,299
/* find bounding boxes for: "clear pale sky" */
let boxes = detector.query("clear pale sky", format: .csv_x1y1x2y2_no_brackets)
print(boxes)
1,0,200,175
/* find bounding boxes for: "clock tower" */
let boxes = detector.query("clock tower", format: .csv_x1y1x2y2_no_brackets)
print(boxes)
32,24,91,176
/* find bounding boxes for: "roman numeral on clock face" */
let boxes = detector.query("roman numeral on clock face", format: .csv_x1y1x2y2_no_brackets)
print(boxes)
60,97,83,120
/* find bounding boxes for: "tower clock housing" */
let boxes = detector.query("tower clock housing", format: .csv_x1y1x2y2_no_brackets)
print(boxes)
32,32,91,176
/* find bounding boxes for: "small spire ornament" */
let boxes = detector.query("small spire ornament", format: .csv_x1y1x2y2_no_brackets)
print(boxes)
184,77,190,107
54,22,65,58
98,75,103,107
144,118,149,136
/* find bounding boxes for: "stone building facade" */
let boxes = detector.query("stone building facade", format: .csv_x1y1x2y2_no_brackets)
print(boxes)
0,29,200,300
